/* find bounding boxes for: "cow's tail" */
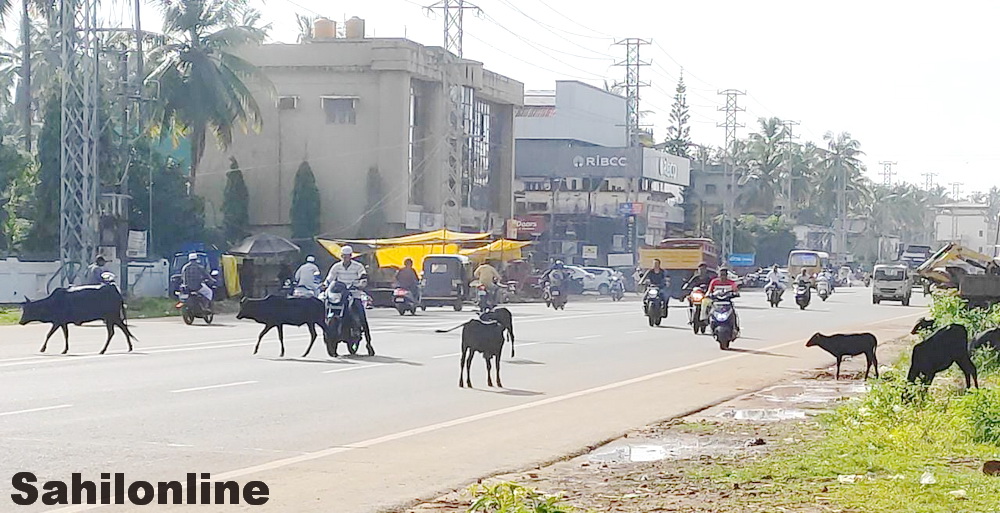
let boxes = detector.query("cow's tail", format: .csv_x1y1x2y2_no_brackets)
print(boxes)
435,321,470,334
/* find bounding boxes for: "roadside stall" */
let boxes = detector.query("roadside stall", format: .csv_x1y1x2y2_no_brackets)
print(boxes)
229,234,301,298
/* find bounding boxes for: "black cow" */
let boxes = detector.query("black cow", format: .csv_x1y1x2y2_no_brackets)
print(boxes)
480,307,515,357
908,320,978,389
970,328,1000,353
806,332,879,380
19,285,135,354
911,317,935,334
458,319,506,388
236,295,325,357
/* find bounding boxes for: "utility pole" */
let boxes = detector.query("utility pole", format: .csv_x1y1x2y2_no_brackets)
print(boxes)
950,181,963,200
879,161,897,186
612,38,650,147
780,119,799,216
922,172,937,191
59,0,101,284
426,0,480,230
717,89,745,264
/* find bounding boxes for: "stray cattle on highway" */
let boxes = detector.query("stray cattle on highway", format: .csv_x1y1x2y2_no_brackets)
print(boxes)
908,318,978,389
481,307,515,357
806,332,879,380
237,295,326,357
457,319,506,388
19,285,135,354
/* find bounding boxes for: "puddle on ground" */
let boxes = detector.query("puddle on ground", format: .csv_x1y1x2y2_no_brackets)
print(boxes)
587,435,745,464
716,408,807,421
752,381,869,405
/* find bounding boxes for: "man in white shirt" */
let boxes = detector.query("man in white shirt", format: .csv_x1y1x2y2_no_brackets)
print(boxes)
324,246,370,338
293,255,321,297
765,264,784,290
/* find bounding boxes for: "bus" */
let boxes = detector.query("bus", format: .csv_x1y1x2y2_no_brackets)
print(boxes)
788,250,830,279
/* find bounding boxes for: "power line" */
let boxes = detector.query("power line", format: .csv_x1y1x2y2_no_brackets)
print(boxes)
481,13,613,61
490,0,616,58
532,0,616,39
464,31,603,81
478,14,611,76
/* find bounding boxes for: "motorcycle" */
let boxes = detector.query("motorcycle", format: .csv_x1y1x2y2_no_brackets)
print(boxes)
643,286,666,327
476,283,496,313
393,287,419,316
687,286,707,334
766,283,783,307
795,282,812,310
546,282,567,310
501,281,518,303
816,276,831,302
322,282,372,357
709,290,738,350
610,276,625,301
176,271,220,325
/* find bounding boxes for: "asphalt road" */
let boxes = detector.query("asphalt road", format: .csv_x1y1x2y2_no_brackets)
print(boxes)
0,287,928,512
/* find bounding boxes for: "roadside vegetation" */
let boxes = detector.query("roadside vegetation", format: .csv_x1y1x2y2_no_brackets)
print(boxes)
466,482,575,513
0,298,242,325
710,293,1000,512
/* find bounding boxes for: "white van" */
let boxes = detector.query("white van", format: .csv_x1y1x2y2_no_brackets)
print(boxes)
872,264,912,306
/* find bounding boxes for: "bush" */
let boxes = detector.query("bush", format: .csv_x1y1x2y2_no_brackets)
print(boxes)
467,482,574,513
959,389,1000,445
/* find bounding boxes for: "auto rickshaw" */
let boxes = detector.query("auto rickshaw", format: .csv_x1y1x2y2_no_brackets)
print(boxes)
422,254,473,311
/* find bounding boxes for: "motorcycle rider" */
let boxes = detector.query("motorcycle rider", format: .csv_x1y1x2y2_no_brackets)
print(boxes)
473,259,502,307
324,245,371,341
84,256,109,286
641,259,671,315
293,255,321,297
705,266,740,334
544,260,568,297
395,257,421,302
181,253,214,312
765,264,784,299
683,262,714,291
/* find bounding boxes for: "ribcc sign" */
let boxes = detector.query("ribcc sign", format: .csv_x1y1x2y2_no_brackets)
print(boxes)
573,155,628,168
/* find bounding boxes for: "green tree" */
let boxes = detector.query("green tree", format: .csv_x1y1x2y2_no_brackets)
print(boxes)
358,166,386,237
290,160,320,240
0,128,30,250
148,0,270,185
21,90,57,256
221,157,249,245
662,73,691,158
739,117,786,215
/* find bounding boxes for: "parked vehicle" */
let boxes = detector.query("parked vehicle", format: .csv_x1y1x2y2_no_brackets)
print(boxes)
420,255,472,311
581,267,616,295
872,264,912,306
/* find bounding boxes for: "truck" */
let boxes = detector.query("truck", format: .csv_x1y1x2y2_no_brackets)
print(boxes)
916,243,1000,307
899,244,933,269
637,238,720,295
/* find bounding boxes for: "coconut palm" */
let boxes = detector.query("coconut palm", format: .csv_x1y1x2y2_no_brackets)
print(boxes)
147,0,271,186
738,117,786,215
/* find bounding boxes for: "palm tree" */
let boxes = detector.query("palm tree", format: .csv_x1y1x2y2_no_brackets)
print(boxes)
148,0,271,186
817,131,865,259
738,117,785,215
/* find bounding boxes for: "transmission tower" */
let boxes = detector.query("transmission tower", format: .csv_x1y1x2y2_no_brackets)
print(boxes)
879,161,897,186
717,89,745,263
426,0,480,229
922,172,938,190
613,38,650,147
950,181,963,200
59,0,101,284
781,120,799,215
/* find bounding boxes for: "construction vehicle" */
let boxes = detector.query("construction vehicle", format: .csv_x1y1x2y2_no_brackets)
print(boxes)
916,243,1000,307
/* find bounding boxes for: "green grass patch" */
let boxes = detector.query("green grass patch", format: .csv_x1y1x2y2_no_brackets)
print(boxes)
0,307,20,325
0,297,242,324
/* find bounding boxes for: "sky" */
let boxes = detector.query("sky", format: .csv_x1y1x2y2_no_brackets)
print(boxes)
87,0,1000,194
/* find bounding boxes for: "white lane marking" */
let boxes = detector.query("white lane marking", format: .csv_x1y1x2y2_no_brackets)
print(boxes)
433,342,542,359
0,404,72,417
170,381,258,394
574,335,600,340
322,363,387,374
48,310,925,513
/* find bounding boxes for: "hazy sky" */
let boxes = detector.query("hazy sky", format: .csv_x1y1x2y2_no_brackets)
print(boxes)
101,0,1000,193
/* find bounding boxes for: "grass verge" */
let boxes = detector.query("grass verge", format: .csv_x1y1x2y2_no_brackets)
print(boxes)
0,297,242,324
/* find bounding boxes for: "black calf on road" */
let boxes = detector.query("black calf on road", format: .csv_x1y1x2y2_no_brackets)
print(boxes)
19,285,136,354
806,332,879,380
237,295,326,357
457,319,506,388
908,318,978,389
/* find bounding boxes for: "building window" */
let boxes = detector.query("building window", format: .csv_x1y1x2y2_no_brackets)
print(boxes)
277,96,298,110
525,181,548,192
527,202,549,212
322,97,356,124
705,184,717,195
980,230,985,237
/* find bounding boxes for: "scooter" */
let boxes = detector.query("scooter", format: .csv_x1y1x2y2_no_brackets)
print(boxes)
816,276,831,302
322,282,372,357
766,283,783,307
795,282,812,310
610,276,625,301
709,290,738,350
393,287,419,315
643,286,666,327
687,286,707,334
176,270,220,325
476,283,496,313
546,282,567,310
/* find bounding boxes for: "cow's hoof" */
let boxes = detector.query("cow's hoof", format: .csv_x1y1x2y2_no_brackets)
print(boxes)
367,348,375,357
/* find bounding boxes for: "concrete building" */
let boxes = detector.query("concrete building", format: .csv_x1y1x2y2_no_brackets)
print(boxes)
196,25,523,239
934,203,995,255
512,81,689,266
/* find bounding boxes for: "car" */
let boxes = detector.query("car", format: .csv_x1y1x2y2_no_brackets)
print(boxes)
581,267,617,295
